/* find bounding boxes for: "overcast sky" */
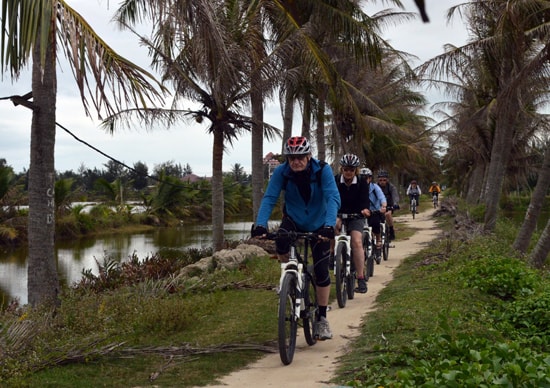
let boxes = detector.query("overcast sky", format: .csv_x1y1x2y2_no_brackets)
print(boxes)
0,0,469,176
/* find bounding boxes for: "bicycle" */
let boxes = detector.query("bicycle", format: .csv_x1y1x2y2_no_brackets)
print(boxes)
264,230,321,365
334,213,364,308
362,218,375,279
380,216,390,262
410,196,418,219
432,192,438,208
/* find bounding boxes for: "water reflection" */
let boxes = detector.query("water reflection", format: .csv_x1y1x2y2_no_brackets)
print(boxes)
0,221,252,308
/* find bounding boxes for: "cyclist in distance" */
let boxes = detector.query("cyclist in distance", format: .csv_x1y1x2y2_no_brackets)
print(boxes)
362,168,387,254
406,180,422,213
251,136,341,340
377,170,400,241
428,181,441,200
334,153,371,294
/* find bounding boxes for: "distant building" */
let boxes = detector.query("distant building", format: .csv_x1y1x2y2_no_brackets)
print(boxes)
263,152,281,178
182,173,210,183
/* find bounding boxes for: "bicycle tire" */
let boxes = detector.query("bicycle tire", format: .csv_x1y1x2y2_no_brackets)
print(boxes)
334,241,347,308
346,259,355,300
382,225,389,261
364,233,374,278
302,269,318,346
412,199,416,219
278,273,298,365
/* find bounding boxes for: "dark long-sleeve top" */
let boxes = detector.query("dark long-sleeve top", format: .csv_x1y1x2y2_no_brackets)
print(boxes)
335,174,370,214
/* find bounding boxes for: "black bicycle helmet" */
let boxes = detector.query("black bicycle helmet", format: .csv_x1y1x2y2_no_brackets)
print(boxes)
378,170,389,178
284,136,311,155
339,153,360,167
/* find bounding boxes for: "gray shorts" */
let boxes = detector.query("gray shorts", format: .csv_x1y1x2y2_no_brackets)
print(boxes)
341,217,365,233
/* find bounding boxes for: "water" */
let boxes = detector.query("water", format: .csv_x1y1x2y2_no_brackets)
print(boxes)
0,221,253,307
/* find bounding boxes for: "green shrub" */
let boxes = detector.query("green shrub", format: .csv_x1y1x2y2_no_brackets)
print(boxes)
458,256,539,300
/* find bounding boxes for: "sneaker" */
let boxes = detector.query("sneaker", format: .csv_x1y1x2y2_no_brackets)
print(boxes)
355,278,368,293
375,251,382,265
313,316,333,340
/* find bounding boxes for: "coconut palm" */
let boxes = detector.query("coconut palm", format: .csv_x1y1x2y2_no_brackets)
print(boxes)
420,1,550,232
0,0,163,307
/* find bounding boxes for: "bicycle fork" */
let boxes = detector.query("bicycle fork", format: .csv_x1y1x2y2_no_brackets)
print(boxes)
279,257,304,319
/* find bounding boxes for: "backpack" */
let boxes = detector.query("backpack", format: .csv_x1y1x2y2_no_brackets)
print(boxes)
282,160,327,191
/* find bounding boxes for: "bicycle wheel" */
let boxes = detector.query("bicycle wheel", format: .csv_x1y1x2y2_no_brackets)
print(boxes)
364,234,374,278
412,200,416,219
334,241,347,308
381,225,389,261
302,269,318,346
346,252,355,300
278,273,298,365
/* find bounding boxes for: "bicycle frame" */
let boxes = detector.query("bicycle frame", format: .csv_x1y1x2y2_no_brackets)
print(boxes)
335,213,362,307
265,231,319,365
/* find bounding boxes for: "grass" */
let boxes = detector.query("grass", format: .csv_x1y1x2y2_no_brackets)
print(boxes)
1,197,549,387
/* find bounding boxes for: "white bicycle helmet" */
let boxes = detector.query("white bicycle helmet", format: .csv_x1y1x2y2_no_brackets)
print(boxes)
361,167,372,176
339,153,360,167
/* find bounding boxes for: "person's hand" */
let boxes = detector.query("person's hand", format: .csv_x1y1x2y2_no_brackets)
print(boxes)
251,225,267,238
318,226,335,240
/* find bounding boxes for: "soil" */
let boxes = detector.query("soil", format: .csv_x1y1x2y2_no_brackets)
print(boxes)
201,207,441,388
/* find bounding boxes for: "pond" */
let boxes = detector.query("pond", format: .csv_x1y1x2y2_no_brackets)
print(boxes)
0,220,254,308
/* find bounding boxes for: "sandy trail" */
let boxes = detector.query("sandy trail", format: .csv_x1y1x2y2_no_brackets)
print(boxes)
201,208,440,388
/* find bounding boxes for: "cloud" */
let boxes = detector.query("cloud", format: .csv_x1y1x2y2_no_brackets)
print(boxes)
0,0,467,175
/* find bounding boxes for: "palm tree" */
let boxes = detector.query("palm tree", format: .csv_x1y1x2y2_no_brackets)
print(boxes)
0,0,163,307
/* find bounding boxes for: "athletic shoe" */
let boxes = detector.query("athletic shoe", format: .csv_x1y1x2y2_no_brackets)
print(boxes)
313,317,333,340
355,278,368,293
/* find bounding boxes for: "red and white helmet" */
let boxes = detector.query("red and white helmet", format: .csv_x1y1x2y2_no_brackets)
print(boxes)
284,136,311,155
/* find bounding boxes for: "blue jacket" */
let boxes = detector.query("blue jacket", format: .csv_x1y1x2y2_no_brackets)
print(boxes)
255,159,341,231
369,182,387,211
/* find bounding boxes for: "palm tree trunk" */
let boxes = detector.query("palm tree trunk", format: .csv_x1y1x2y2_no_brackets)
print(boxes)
301,95,311,141
27,33,60,307
529,217,550,269
251,74,264,221
316,93,326,161
281,89,294,154
483,96,519,232
513,145,550,252
211,128,225,251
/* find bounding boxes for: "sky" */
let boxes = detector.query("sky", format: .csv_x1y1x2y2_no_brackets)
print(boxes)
0,0,469,176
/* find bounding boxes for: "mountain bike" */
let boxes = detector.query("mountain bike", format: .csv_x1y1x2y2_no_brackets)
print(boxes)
410,195,418,219
264,230,320,365
334,213,364,308
432,192,438,208
380,216,390,261
362,218,375,279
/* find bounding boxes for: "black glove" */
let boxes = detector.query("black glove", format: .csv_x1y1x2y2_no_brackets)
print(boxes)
251,225,268,238
393,204,400,210
318,226,335,240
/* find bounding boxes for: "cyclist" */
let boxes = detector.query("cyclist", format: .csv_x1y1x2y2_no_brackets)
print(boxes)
377,170,400,241
334,154,370,294
428,181,441,201
406,180,422,213
251,136,340,340
362,168,387,257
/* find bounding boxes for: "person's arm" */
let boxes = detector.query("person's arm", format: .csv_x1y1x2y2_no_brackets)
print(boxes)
418,187,422,195
321,164,341,227
406,185,411,195
359,177,370,215
375,184,387,211
255,165,284,227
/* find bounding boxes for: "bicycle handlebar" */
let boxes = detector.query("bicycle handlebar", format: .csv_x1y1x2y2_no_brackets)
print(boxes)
263,230,329,242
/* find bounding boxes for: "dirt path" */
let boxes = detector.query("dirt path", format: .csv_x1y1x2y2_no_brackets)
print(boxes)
202,208,440,388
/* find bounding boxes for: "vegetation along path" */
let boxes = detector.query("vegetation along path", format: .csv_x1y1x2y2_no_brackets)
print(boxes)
200,208,441,388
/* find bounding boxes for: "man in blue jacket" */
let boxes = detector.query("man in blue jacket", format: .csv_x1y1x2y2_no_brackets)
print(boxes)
252,136,341,340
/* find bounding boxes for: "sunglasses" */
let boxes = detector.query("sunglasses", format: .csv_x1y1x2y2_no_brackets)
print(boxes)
342,167,356,172
288,155,307,161
379,178,387,181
